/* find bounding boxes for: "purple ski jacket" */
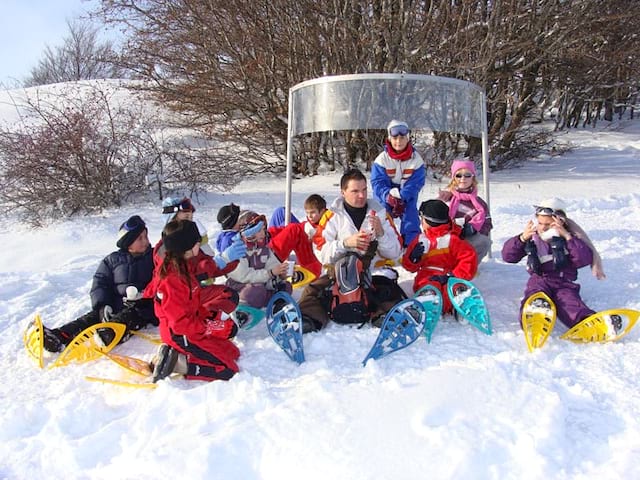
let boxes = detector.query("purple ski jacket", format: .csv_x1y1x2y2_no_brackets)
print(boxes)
502,234,593,280
502,233,595,328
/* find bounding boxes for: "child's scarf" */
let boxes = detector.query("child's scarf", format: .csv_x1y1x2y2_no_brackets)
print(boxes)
448,187,487,232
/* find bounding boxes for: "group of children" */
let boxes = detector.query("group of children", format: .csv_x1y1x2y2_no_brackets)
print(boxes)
37,119,606,384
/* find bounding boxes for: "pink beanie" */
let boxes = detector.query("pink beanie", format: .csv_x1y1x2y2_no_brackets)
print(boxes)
451,159,477,177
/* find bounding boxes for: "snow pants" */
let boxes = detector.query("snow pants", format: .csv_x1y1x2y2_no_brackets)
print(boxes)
167,329,240,382
521,275,595,328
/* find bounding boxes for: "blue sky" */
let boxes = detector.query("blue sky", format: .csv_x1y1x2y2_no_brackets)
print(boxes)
0,0,95,86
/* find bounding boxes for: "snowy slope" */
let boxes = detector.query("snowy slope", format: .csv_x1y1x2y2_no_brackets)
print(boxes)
1,115,639,479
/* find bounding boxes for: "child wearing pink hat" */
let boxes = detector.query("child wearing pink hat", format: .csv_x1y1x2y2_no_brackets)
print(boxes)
438,159,492,263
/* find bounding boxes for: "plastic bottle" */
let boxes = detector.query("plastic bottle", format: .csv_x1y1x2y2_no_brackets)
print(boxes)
360,210,376,240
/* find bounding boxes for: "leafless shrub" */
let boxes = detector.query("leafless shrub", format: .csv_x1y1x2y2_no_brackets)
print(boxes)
0,82,245,226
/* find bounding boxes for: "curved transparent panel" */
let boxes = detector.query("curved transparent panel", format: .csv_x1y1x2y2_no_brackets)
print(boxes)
290,73,484,137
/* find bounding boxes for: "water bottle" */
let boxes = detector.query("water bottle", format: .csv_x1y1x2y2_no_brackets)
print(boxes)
360,210,376,240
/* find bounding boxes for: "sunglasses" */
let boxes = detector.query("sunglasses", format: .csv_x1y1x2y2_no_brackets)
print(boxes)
455,173,474,179
162,199,194,215
389,126,409,137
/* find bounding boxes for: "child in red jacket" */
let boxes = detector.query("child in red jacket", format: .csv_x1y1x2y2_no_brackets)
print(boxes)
402,200,478,314
146,220,241,383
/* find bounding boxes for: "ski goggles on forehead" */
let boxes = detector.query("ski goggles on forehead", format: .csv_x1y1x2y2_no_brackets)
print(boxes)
389,125,409,137
162,199,194,215
240,214,267,235
534,206,558,217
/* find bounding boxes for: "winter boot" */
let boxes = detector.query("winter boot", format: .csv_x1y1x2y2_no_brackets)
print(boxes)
42,326,65,353
151,344,188,383
610,314,623,334
301,315,322,334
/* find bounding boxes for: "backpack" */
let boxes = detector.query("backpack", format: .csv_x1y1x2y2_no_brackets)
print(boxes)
330,252,371,324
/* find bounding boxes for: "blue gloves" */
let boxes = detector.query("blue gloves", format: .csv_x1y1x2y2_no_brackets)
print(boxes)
214,234,247,268
242,220,264,238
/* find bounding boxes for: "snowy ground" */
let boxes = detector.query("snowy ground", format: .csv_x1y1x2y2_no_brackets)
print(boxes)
1,115,639,479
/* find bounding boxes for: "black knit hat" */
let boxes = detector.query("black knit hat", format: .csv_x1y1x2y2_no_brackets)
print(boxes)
116,215,147,250
217,203,240,230
162,220,201,254
419,200,450,227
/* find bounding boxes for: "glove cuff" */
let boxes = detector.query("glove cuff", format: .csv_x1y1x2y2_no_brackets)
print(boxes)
213,255,227,269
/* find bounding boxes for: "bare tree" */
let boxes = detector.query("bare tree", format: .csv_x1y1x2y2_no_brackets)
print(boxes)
24,19,122,86
93,0,639,175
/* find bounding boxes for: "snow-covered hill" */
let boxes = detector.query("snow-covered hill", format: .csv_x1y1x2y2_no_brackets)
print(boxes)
1,109,639,478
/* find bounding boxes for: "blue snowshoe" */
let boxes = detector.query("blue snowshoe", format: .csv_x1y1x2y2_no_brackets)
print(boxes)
446,277,492,335
362,299,426,365
413,285,443,343
265,292,305,364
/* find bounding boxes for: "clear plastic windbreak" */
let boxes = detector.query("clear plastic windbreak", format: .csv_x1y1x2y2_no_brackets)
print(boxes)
289,73,485,138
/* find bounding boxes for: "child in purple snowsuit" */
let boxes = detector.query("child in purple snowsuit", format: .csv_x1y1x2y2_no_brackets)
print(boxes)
501,204,595,328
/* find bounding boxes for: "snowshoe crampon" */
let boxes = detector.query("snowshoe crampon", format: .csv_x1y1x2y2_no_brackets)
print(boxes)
49,322,127,369
85,376,158,389
236,304,266,330
447,277,492,335
103,352,152,376
266,292,305,364
84,351,159,388
362,299,426,365
23,314,44,369
560,309,640,343
413,285,442,343
129,330,162,344
521,292,557,352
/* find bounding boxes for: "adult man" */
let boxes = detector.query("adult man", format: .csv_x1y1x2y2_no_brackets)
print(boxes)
42,215,159,352
298,168,405,332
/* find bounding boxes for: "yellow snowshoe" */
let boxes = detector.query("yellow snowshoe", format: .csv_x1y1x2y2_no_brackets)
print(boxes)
521,292,556,352
560,309,639,343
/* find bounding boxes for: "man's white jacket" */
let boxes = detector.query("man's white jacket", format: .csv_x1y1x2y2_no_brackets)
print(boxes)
312,196,402,269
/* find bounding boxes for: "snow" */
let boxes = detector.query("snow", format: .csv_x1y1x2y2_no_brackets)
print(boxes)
1,89,640,478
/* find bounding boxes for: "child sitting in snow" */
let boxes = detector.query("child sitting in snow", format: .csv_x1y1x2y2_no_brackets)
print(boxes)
533,198,605,280
147,220,241,382
402,199,478,315
161,196,215,256
225,210,292,308
501,202,596,329
267,194,327,279
153,197,247,328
